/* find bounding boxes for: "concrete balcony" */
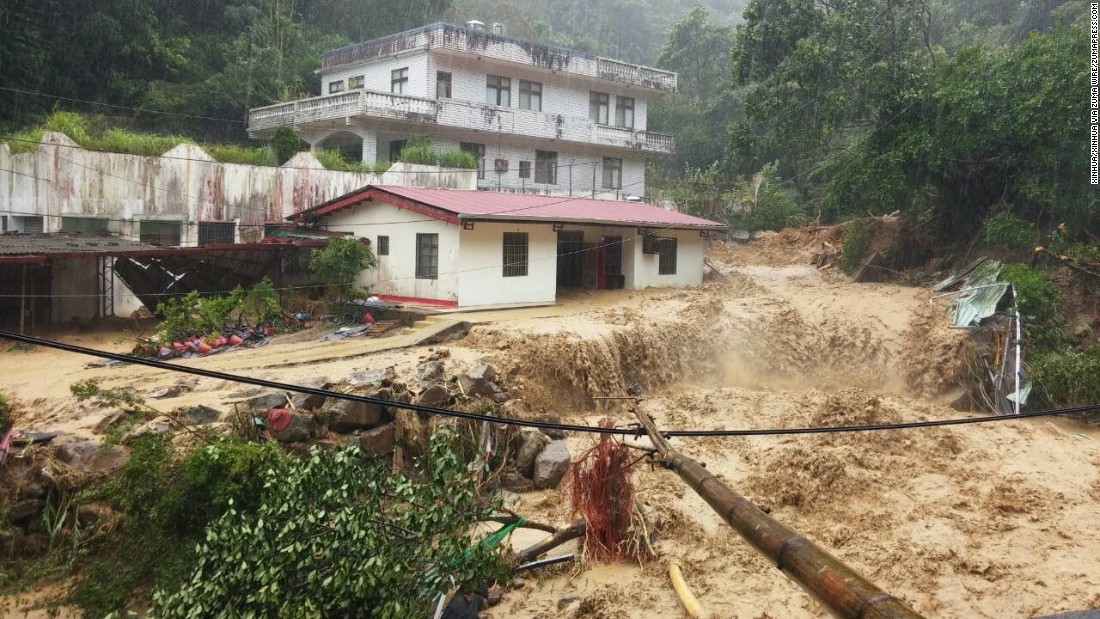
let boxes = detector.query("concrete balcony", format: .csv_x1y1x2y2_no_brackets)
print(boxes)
322,23,677,94
248,90,675,155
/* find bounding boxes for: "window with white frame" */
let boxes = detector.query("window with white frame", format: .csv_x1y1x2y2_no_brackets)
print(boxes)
391,68,409,94
329,80,345,94
589,91,609,124
348,75,365,90
616,96,635,129
415,233,439,279
486,75,511,107
503,232,528,277
518,80,542,111
535,150,557,184
436,71,452,98
602,157,622,190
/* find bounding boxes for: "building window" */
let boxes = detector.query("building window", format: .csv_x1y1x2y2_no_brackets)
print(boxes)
602,157,622,190
589,92,609,124
436,72,452,98
503,232,529,277
61,216,110,235
389,140,407,162
415,233,439,279
391,68,409,94
535,150,557,184
348,75,365,90
15,216,44,234
658,238,677,275
377,235,389,256
518,161,531,179
460,142,486,180
140,221,181,247
329,80,345,94
518,80,542,111
486,75,511,107
616,96,635,129
198,221,236,246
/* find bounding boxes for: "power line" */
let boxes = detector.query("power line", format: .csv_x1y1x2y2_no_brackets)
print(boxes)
0,330,1096,437
0,86,248,124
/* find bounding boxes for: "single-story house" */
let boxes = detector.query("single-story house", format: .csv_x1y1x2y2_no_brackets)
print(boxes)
288,186,726,307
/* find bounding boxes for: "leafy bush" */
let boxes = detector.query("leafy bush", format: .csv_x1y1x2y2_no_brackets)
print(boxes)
983,211,1038,251
396,137,479,169
1031,347,1100,406
309,237,377,302
155,277,283,341
203,142,273,166
841,220,871,274
151,429,507,618
314,148,374,172
1000,263,1060,322
70,434,285,617
269,126,304,165
1066,243,1100,263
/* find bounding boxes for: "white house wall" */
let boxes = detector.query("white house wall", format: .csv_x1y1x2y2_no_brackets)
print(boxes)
457,222,556,307
323,51,431,98
629,228,705,289
319,200,461,303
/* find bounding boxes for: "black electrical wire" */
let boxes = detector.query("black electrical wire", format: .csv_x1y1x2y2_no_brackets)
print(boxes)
1,330,1098,438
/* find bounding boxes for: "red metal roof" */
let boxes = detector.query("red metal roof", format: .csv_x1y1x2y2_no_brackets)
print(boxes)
292,186,726,230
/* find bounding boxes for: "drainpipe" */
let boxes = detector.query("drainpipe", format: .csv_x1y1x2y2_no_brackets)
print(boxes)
633,407,928,619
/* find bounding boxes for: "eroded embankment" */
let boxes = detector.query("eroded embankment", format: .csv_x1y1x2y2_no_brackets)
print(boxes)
464,270,960,414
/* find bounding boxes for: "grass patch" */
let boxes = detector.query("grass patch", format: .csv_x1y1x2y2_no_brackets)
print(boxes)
201,142,274,166
314,148,374,172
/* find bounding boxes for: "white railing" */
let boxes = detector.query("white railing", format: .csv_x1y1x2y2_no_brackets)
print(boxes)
249,91,674,154
597,59,678,92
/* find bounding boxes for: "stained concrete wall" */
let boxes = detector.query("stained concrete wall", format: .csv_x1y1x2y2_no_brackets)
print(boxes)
0,132,475,246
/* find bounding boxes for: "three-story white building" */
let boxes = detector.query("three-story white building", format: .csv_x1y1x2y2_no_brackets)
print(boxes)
248,21,677,200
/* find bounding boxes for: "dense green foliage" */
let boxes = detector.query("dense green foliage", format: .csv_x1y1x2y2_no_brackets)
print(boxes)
984,211,1039,251
152,430,508,618
68,432,286,617
270,126,306,165
397,137,479,169
1031,348,1100,407
155,277,282,341
1001,263,1061,323
0,391,10,429
840,221,871,274
309,237,378,302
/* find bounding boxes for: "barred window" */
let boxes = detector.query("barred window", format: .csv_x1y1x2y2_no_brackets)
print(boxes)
518,161,531,179
377,235,389,256
658,237,677,275
415,233,439,279
198,221,235,246
348,75,365,90
503,232,528,277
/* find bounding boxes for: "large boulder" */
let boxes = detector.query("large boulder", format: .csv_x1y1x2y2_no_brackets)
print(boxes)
416,384,450,407
268,410,314,443
458,364,499,398
180,405,221,425
358,423,396,457
246,392,289,411
511,429,550,478
533,440,571,490
349,366,396,388
54,440,129,474
325,399,386,433
417,360,446,383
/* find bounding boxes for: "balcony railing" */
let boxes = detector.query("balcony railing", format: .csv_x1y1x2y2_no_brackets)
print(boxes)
249,90,674,155
322,23,677,93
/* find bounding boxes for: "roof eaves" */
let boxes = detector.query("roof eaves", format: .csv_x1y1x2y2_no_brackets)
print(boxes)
460,213,727,230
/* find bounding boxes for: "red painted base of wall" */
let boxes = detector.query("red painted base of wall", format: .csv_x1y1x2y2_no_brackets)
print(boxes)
376,294,458,307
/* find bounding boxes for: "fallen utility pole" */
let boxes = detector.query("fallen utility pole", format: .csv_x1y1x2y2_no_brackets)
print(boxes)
633,407,928,619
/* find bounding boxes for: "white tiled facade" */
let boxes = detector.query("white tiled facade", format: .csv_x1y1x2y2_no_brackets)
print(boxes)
249,23,676,200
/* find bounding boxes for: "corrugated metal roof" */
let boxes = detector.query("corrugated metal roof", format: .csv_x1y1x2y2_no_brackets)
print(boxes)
295,185,727,230
0,233,158,256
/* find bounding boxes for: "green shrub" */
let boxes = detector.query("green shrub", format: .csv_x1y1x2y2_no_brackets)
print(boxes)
841,220,870,274
314,147,373,172
309,237,377,302
438,148,479,169
203,142,274,166
983,211,1038,251
69,434,285,617
372,160,394,174
1000,263,1060,322
269,126,304,165
396,136,437,166
154,277,283,341
151,429,508,618
1031,347,1100,406
1066,243,1100,263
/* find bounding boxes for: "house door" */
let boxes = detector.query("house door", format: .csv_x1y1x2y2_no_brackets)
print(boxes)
601,236,623,289
557,231,584,287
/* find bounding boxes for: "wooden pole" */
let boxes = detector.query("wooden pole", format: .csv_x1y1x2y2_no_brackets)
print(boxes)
633,406,927,619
